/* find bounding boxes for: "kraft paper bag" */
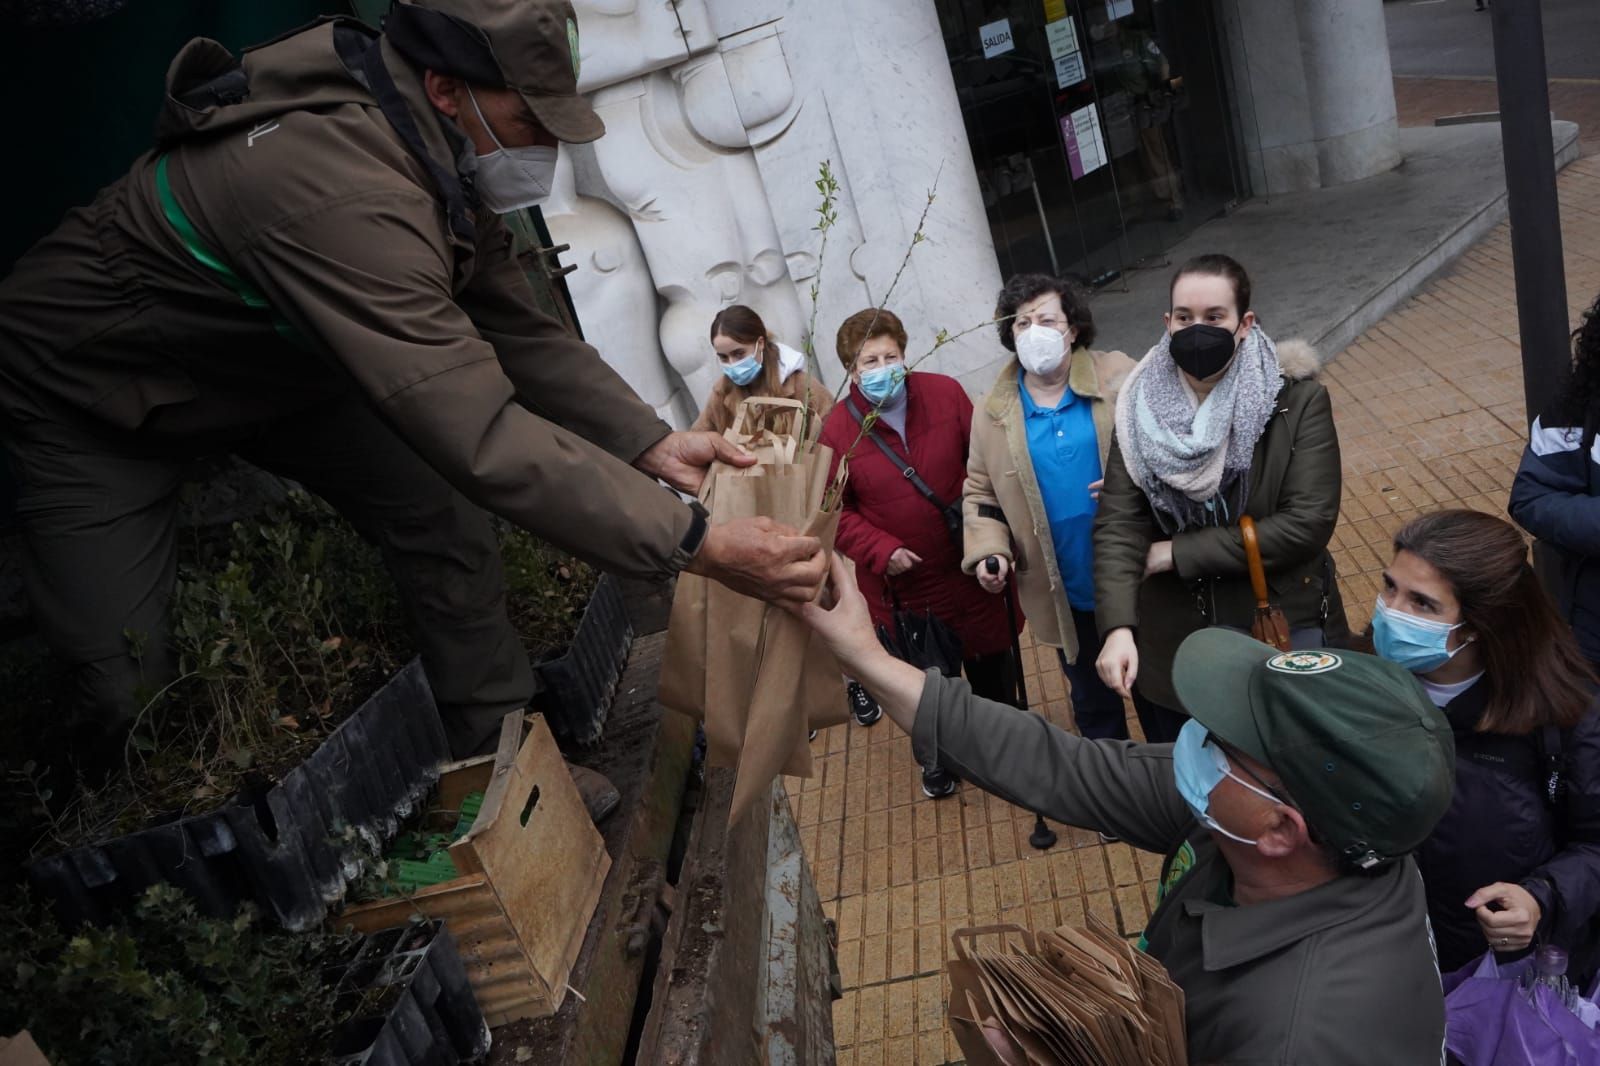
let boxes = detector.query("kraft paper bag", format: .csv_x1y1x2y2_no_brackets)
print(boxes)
948,923,1189,1066
658,397,847,825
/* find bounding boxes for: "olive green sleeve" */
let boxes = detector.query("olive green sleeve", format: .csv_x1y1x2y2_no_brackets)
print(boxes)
1093,435,1159,636
911,670,1192,853
1170,382,1341,581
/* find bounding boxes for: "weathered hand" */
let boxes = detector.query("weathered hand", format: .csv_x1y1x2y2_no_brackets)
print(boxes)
1467,882,1542,953
1097,627,1139,697
635,431,756,494
686,515,827,604
977,555,1010,594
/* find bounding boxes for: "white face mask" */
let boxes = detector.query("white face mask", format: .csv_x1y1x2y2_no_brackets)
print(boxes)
466,86,558,214
1015,324,1068,376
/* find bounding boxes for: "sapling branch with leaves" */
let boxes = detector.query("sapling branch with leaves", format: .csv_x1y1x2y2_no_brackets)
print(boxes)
798,160,841,446
791,160,1014,514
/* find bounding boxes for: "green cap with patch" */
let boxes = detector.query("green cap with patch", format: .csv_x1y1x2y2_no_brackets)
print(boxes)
1172,629,1456,869
390,0,602,143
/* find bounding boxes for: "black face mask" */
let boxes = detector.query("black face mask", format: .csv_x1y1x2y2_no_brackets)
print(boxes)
1169,323,1239,380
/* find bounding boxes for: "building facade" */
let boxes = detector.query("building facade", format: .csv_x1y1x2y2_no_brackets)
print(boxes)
546,0,1402,424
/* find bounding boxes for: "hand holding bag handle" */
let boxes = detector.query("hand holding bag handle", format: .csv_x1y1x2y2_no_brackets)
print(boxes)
1240,515,1292,652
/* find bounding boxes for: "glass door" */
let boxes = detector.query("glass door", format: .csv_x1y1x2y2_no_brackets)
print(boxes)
936,0,1245,287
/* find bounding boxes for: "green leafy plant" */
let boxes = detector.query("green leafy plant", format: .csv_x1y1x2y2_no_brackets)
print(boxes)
497,517,598,661
0,885,360,1066
0,489,596,861
794,161,1015,512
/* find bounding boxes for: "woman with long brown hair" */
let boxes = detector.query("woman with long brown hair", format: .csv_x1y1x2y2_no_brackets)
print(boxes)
1370,509,1600,979
690,304,832,437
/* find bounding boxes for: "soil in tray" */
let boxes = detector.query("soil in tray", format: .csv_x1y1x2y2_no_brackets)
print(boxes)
1,491,595,876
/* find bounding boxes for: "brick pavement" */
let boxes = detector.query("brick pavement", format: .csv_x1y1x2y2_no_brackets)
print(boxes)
795,153,1600,1066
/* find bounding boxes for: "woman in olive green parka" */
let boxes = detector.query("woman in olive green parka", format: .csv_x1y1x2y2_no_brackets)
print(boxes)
1093,255,1349,742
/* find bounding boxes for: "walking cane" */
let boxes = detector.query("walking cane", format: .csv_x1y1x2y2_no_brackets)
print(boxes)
987,557,1057,851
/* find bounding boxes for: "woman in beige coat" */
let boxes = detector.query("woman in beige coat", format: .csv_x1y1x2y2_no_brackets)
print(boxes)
963,275,1135,739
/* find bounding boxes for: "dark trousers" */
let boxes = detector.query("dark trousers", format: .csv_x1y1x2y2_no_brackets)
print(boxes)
5,395,534,759
1130,685,1189,745
963,649,1020,709
1055,608,1129,741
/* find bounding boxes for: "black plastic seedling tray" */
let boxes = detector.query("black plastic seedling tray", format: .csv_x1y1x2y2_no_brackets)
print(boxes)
534,573,633,748
329,920,491,1065
29,658,450,931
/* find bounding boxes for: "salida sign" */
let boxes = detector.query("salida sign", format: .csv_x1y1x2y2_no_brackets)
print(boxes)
980,18,1015,58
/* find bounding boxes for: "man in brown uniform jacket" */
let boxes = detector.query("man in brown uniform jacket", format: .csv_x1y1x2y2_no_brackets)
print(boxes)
0,0,825,769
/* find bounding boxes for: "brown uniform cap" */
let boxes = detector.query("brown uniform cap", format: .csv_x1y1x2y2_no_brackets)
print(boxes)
388,0,603,143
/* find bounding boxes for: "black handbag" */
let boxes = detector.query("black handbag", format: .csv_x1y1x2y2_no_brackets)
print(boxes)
844,398,964,549
875,586,964,678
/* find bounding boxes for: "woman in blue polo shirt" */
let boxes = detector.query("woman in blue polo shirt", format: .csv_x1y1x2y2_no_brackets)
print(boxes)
964,275,1135,739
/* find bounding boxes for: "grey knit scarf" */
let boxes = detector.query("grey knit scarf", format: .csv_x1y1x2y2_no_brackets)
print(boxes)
1114,324,1284,533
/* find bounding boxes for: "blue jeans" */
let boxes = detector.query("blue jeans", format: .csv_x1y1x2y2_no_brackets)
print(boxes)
1055,609,1129,741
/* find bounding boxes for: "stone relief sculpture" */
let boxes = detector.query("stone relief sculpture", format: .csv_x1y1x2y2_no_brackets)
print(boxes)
541,152,694,426
548,0,1002,423
587,56,806,409
548,0,811,427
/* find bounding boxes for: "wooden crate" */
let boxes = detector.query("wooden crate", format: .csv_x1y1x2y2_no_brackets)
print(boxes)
336,713,611,1026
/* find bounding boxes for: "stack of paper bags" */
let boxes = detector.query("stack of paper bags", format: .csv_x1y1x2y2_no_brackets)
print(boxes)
947,918,1187,1066
659,396,848,825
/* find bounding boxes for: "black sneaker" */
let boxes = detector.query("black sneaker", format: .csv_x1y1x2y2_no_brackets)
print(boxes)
921,767,959,799
848,681,882,727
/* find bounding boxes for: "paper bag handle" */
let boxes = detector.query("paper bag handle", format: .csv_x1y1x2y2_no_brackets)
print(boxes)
952,924,1036,960
730,395,807,436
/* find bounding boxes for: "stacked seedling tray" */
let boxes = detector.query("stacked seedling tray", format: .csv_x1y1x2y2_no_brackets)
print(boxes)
29,658,450,931
534,573,633,747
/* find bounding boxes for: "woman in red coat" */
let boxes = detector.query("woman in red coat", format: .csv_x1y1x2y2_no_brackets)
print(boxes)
820,308,1021,798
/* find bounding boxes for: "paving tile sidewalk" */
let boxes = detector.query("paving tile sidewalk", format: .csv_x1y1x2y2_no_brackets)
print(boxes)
793,154,1600,1066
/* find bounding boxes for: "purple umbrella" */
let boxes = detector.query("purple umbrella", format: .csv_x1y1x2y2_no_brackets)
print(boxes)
1445,950,1600,1065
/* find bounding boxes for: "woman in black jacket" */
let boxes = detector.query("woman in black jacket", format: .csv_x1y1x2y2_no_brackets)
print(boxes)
1371,509,1600,977
1510,288,1600,669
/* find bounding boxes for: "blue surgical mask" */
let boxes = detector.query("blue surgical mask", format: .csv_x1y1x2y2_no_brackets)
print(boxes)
1371,597,1472,674
1172,720,1279,846
859,365,907,406
722,355,762,387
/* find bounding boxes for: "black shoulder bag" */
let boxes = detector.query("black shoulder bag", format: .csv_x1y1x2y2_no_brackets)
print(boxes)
843,398,963,549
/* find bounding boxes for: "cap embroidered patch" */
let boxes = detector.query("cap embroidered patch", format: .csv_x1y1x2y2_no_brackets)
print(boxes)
1265,650,1342,674
567,17,581,78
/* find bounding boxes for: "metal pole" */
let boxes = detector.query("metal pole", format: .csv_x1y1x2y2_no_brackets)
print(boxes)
1490,0,1570,425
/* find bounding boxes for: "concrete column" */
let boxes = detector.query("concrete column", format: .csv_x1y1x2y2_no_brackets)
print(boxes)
1298,0,1402,186
1221,0,1400,194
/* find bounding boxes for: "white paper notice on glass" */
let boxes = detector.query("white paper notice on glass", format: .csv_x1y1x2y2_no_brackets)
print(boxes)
1045,18,1086,89
980,18,1016,58
1106,0,1134,20
1061,103,1108,179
